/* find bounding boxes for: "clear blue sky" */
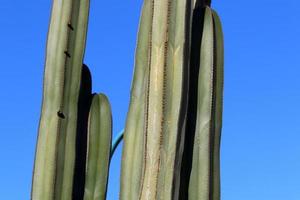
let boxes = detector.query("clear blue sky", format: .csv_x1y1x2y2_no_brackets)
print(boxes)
0,0,299,199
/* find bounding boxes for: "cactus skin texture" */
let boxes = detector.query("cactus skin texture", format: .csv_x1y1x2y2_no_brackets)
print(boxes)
31,0,90,199
188,6,224,200
121,0,195,199
120,0,152,199
84,94,112,200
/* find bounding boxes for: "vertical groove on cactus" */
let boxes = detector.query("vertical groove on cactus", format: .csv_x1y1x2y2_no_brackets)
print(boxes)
179,5,205,199
138,0,155,197
139,0,171,198
156,0,193,199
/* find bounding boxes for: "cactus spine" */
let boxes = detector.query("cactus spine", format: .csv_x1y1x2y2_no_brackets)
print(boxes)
32,0,224,200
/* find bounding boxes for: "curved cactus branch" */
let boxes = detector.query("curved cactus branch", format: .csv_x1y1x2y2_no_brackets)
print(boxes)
110,129,124,159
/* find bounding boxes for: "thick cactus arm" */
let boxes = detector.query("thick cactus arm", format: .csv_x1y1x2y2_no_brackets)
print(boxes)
120,0,152,199
32,2,73,198
211,9,224,200
188,6,214,200
138,0,170,198
84,94,112,200
110,130,124,159
122,0,195,199
31,0,90,199
55,2,90,199
156,0,193,199
189,6,224,200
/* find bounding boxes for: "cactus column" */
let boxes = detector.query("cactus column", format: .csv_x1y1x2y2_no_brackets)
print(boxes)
32,0,90,199
121,1,223,200
188,6,224,200
121,0,195,199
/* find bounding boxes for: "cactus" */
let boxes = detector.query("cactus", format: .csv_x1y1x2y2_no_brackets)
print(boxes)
84,94,112,200
121,0,194,199
32,0,90,199
32,0,223,200
188,6,224,200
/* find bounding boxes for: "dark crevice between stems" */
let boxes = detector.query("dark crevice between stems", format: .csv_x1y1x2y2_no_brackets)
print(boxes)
72,64,93,200
179,6,205,200
196,0,211,8
171,0,192,198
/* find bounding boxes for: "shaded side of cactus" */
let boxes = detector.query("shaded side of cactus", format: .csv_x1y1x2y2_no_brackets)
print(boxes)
31,0,90,199
179,4,206,199
84,94,112,200
72,64,93,200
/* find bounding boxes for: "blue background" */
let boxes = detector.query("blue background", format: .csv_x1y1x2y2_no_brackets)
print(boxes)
0,0,299,199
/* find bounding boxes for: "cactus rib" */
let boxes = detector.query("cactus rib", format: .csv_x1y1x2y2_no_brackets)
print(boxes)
120,0,152,199
211,9,224,200
138,0,171,199
156,0,193,199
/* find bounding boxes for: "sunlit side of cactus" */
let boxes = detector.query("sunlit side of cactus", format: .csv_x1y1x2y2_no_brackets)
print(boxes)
32,1,90,199
84,94,112,200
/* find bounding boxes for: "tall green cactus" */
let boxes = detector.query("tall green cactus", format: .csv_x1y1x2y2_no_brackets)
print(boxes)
121,0,194,199
32,0,90,199
188,6,224,200
32,0,224,200
121,1,223,200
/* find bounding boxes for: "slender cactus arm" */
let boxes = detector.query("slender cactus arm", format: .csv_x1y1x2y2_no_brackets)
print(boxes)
110,129,124,159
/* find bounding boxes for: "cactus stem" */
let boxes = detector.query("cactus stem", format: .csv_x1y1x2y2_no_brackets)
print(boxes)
110,130,124,159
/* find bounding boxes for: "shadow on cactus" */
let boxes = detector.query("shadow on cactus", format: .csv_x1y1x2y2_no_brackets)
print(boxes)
31,0,224,199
